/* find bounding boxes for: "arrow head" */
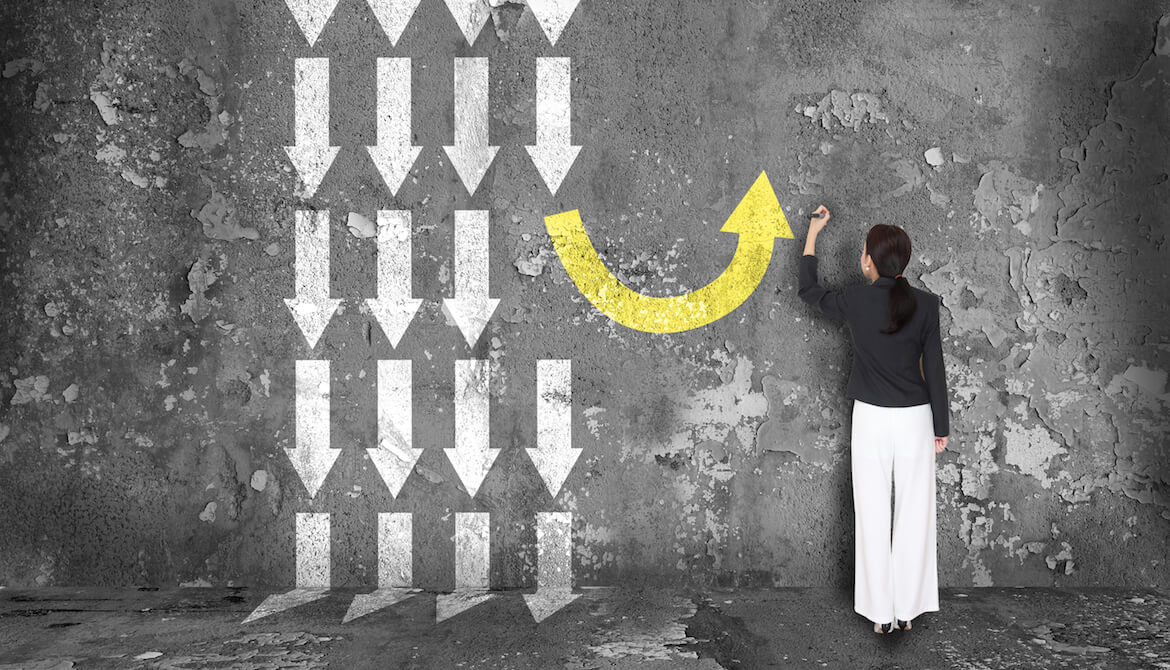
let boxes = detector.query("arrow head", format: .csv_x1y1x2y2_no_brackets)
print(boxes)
523,589,580,623
443,144,498,194
442,444,500,498
366,144,422,197
285,145,340,199
367,0,423,46
527,0,581,45
435,590,494,622
285,0,341,45
720,171,793,239
366,441,425,498
526,446,582,498
284,297,342,349
284,443,341,498
442,0,491,44
366,297,423,348
442,297,500,347
525,144,580,194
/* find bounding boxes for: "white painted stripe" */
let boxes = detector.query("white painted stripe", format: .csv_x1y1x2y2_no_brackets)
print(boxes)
534,511,571,590
296,512,331,587
376,211,412,296
455,512,490,589
454,210,488,299
378,512,413,588
375,57,413,147
293,210,330,299
294,58,329,147
535,57,572,146
453,58,489,149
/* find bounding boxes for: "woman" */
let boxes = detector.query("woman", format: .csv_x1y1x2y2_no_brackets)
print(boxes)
797,204,950,636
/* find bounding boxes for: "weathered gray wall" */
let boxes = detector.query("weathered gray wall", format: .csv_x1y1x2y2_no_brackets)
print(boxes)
0,0,1167,591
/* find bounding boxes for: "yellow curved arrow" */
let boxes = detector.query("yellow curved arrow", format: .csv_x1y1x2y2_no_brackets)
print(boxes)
544,171,793,333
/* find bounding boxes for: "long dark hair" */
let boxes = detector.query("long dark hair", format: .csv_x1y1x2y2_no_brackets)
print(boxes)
866,224,916,334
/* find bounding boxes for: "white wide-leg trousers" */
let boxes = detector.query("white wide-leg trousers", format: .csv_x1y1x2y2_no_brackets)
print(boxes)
851,399,940,624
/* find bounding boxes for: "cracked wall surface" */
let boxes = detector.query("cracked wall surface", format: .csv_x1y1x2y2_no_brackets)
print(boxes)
0,0,1167,590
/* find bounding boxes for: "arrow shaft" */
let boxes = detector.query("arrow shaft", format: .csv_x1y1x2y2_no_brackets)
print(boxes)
294,210,331,298
296,512,331,587
455,512,490,589
376,211,412,296
535,511,572,590
537,359,571,452
378,512,412,588
452,58,490,148
296,358,332,467
453,210,489,297
375,57,412,146
545,210,774,332
294,58,330,146
454,358,490,458
535,57,572,145
378,358,412,452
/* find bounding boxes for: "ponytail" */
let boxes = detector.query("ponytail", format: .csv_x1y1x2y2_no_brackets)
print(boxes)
881,275,917,334
865,224,917,334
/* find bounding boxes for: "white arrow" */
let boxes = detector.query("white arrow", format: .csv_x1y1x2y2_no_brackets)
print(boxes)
443,58,498,194
244,513,331,622
526,57,580,194
436,512,494,622
344,512,419,622
285,0,341,45
443,359,499,498
366,58,421,197
442,210,499,347
366,360,424,496
367,0,422,46
285,360,341,498
527,0,580,45
523,511,579,623
442,0,491,44
284,210,341,349
526,359,581,498
285,58,339,199
365,211,422,347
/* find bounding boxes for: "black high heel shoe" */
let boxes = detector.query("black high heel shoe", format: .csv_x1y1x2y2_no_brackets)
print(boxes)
873,621,893,634
897,618,912,631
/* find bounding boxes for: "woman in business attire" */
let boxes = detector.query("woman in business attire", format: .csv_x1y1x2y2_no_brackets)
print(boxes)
797,205,951,635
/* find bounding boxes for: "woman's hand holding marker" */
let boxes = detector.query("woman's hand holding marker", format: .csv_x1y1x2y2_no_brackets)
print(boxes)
809,205,830,234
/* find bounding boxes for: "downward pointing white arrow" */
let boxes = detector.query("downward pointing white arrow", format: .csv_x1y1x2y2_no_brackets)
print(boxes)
366,360,424,497
244,512,332,623
442,0,491,44
285,360,341,498
367,0,422,46
366,58,421,197
365,211,422,347
523,511,579,623
526,359,581,498
285,58,339,199
443,58,498,194
444,360,499,498
442,210,499,347
527,0,581,45
284,210,341,349
285,0,342,45
526,57,580,194
435,512,494,622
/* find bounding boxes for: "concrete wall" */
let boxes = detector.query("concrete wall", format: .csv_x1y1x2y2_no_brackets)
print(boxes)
0,0,1167,591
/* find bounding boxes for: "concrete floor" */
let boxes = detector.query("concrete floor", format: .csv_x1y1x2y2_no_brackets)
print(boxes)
1,586,1167,669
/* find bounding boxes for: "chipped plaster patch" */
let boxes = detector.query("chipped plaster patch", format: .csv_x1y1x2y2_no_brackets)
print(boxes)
1003,421,1067,488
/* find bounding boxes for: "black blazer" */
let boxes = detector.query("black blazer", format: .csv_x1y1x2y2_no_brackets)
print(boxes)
797,254,950,438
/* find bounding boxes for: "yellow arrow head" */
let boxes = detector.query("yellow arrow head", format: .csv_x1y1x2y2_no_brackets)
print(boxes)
720,171,793,239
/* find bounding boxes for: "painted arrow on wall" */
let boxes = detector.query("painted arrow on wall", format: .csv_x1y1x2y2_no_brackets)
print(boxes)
285,0,341,45
544,171,793,333
526,57,579,195
527,359,581,498
443,210,499,347
444,58,498,194
366,359,424,497
285,210,341,349
365,211,422,347
366,58,421,197
286,360,341,498
343,512,418,622
442,0,491,44
285,58,339,199
444,359,499,498
436,512,495,622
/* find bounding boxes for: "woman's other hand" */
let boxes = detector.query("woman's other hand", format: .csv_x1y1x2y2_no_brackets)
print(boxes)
934,436,948,453
809,205,830,234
